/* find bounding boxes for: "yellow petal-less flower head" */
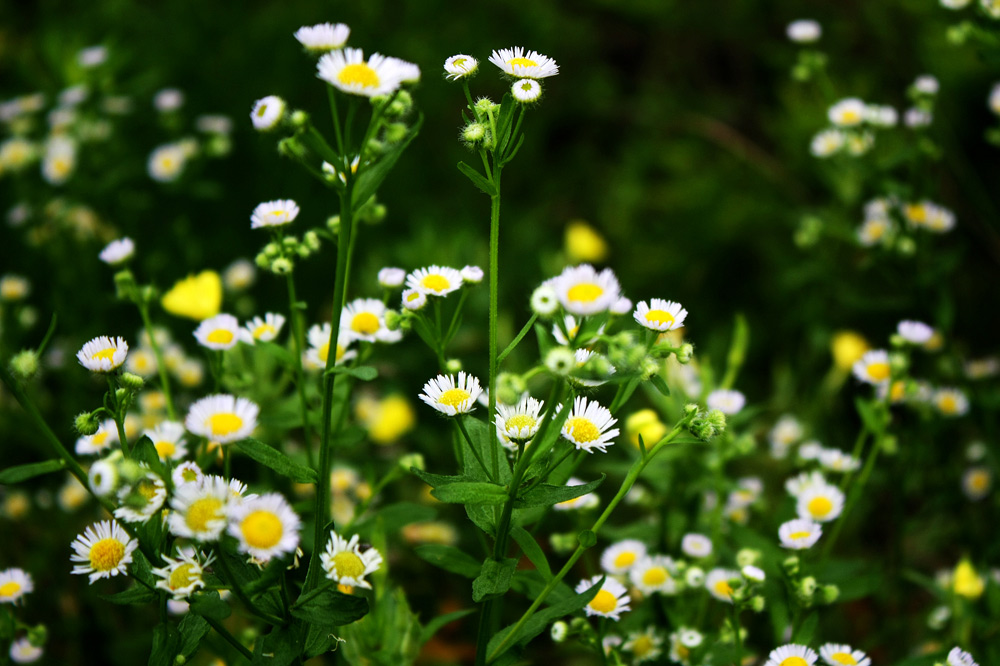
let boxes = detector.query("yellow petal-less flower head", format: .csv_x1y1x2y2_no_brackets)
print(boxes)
953,559,985,599
831,331,869,371
70,520,138,583
355,394,416,445
76,336,128,373
162,271,222,321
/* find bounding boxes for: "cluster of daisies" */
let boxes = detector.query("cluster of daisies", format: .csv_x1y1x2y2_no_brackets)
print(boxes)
0,568,43,663
856,195,956,249
443,46,559,105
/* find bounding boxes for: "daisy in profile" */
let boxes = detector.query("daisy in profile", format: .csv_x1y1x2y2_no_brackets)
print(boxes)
819,643,870,666
419,372,483,416
576,575,630,620
511,79,542,103
304,323,354,369
172,461,204,487
228,492,301,562
321,531,383,589
819,448,861,473
242,313,286,343
378,267,406,288
897,320,933,344
852,349,891,385
796,481,845,523
623,627,664,663
185,394,258,443
562,396,619,453
294,22,350,53
705,568,740,602
947,647,979,666
77,336,128,373
550,264,621,316
70,520,138,583
934,388,969,417
250,95,286,131
340,298,401,343
828,98,867,127
634,299,687,332
496,395,545,447
444,54,478,80
779,518,823,550
251,199,299,229
489,47,559,79
99,237,135,265
193,314,241,350
75,419,120,455
787,19,821,43
764,644,818,666
167,475,232,541
152,548,215,600
461,265,484,284
601,540,648,574
810,129,845,157
9,636,42,663
681,533,712,558
401,288,427,311
114,470,167,523
0,568,32,604
856,217,893,246
405,265,464,297
706,389,745,415
630,555,679,595
553,477,600,510
317,48,408,97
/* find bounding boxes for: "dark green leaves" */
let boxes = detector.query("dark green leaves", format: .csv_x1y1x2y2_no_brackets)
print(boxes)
414,544,481,578
189,590,231,621
0,459,65,484
516,475,605,508
291,589,369,626
101,584,157,606
472,557,517,602
457,161,496,196
236,438,317,483
432,481,507,505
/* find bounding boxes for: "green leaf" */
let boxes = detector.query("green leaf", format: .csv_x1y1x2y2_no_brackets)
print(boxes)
472,557,518,602
304,622,344,659
236,437,317,483
419,608,475,646
291,589,369,626
414,544,482,578
177,614,210,659
253,625,301,666
325,364,378,381
516,475,605,508
457,161,496,196
101,584,157,605
854,397,887,434
149,622,181,666
132,435,166,477
431,481,508,505
189,590,231,621
410,468,467,488
244,557,288,596
510,526,551,579
0,459,65,484
649,374,671,397
351,501,436,538
352,113,423,207
791,611,818,644
459,415,512,483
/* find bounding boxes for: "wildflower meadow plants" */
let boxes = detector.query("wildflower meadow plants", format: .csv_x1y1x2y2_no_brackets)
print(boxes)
1,6,999,666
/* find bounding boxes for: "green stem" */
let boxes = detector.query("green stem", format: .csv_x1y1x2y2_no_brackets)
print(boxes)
137,303,177,419
730,603,743,666
326,87,344,155
822,430,884,560
487,190,502,484
107,376,131,457
286,272,315,468
205,616,253,662
497,313,539,365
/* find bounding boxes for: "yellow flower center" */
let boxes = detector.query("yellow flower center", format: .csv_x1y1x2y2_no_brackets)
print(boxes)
338,63,380,89
566,283,603,304
632,635,654,656
206,329,234,345
331,551,366,579
186,498,224,532
0,581,21,597
938,396,957,414
906,204,927,222
421,274,450,292
452,57,468,68
566,417,600,443
168,563,197,590
831,653,858,665
406,291,422,302
642,567,668,586
438,388,471,408
506,414,537,431
868,223,885,240
789,530,812,540
866,362,889,382
613,552,637,569
160,157,176,171
90,538,126,571
253,324,276,339
841,110,861,124
136,479,159,501
645,309,675,326
181,468,199,483
207,412,243,437
808,496,833,518
508,57,539,68
969,471,988,492
318,343,346,363
676,645,690,659
155,441,176,458
713,580,733,598
91,347,118,362
53,158,71,176
587,589,617,614
351,312,380,335
890,381,905,401
240,510,283,549
93,431,109,446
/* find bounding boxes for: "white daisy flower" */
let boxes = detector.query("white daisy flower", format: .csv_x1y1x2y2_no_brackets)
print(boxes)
600,539,648,574
196,114,233,134
934,388,969,417
222,476,256,504
866,104,898,127
378,267,406,288
385,56,421,84
553,477,600,510
460,265,484,284
193,314,242,351
88,458,120,496
947,647,979,666
770,415,804,459
70,520,138,583
251,199,299,229
496,395,545,446
76,336,128,373
705,568,740,603
764,644,818,666
989,83,1000,115
798,440,824,461
706,389,745,415
167,475,232,541
796,481,845,523
779,518,823,550
551,264,621,316
153,88,184,112
828,98,867,127
250,95,286,131
818,448,861,473
77,45,108,67
172,461,204,487
962,467,991,501
305,323,356,368
925,205,956,233
144,421,187,461
623,626,664,663
42,136,76,185
810,129,845,158
152,548,215,600
317,48,408,98
576,575,630,620
785,470,827,497
0,138,36,172
941,0,972,8
681,533,712,558
444,54,479,80
9,637,42,663
742,565,766,583
401,288,427,311
243,313,286,343
552,315,603,346
340,298,401,344
114,470,167,523
984,0,1000,17
185,394,259,443
845,131,874,156
148,143,187,183
0,568,33,604
419,371,483,416
857,217,893,246
321,531,382,589
98,237,134,265
562,396,619,453
75,420,120,455
227,492,301,562
224,258,256,291
511,79,542,103
787,19,821,43
294,22,350,53
405,265,464,297
914,75,940,95
630,555,679,595
530,284,559,316
489,47,559,79
819,643,870,666
634,298,687,332
852,349,891,385
905,107,932,128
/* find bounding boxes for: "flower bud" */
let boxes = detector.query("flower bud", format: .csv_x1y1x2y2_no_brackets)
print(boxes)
75,412,101,435
399,453,425,472
26,624,47,647
677,343,695,364
384,122,408,143
384,310,402,331
819,584,840,604
119,372,145,390
530,285,559,316
9,349,39,380
782,555,800,576
799,576,817,598
113,270,138,301
750,595,766,612
549,532,577,555
304,230,321,251
736,548,761,568
545,347,576,376
290,110,309,128
271,258,293,275
327,215,341,234
445,358,463,374
254,252,271,269
550,621,568,643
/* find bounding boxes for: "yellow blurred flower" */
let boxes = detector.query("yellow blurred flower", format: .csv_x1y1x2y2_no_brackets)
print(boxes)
161,270,222,321
565,220,608,263
626,409,668,449
831,331,869,371
953,559,984,599
402,521,459,546
355,394,416,445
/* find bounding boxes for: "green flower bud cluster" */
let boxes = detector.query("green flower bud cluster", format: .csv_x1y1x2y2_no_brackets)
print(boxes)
689,408,727,441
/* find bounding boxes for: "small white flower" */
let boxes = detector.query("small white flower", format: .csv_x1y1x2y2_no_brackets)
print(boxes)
852,349,891,385
630,555,679,595
0,568,33,604
378,267,406,288
88,458,119,496
705,568,740,603
904,107,932,128
185,394,259,443
251,199,299,229
914,75,940,95
897,320,934,344
681,533,712,558
228,492,301,562
787,19,822,43
114,470,167,524
634,298,687,332
934,387,969,417
250,95,286,131
551,264,621,316
496,395,545,446
741,565,765,582
489,47,559,79
305,323,356,368
460,265,484,284
828,98,867,127
419,372,483,416
194,313,242,350
243,313,286,343
866,104,898,127
172,461,204,487
152,549,215,600
42,136,76,185
576,575,630,620
9,636,42,663
810,129,845,158
857,217,893,246
947,647,979,666
76,420,120,455
145,421,188,461
148,143,188,183
321,531,382,588
764,644,818,666
779,519,823,550
706,389,745,414
99,237,135,265
623,626,664,662
962,467,991,501
610,296,632,315
562,396,619,453
405,265,464,297
444,54,479,80
530,284,559,316
77,45,108,67
154,88,184,112
819,448,861,473
819,643,871,666
600,540,648,574
511,78,542,103
294,22,350,52
798,440,824,461
77,336,128,373
340,298,401,344
167,476,232,541
796,481,845,523
317,48,411,98
70,520,138,583
401,288,427,311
